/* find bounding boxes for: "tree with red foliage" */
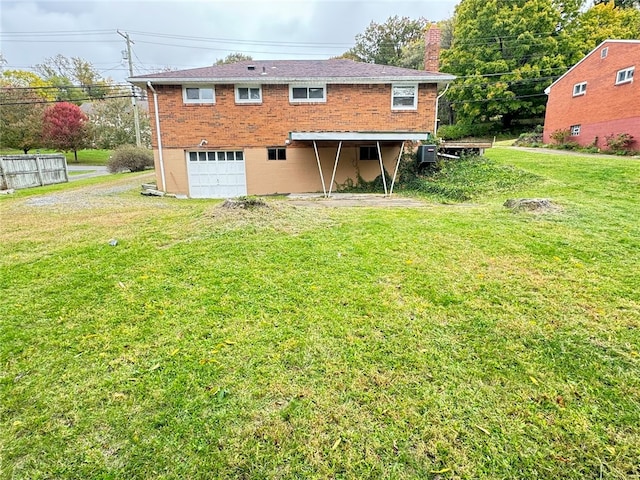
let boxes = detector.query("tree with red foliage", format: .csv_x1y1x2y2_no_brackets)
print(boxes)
41,102,89,162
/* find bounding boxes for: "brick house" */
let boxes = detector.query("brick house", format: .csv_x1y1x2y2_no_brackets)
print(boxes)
543,40,639,150
128,32,454,198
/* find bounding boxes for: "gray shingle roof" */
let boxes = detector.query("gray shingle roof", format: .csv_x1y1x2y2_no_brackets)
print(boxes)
129,59,455,85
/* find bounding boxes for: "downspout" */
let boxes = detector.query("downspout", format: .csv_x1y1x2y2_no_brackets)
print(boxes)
147,81,166,192
434,83,450,139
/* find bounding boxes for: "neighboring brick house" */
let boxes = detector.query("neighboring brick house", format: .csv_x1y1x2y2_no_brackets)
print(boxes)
543,40,639,150
129,37,454,198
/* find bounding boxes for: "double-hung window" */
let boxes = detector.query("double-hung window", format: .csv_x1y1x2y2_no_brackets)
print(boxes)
573,82,587,96
391,84,418,110
183,86,215,104
289,84,326,103
235,85,262,103
615,67,634,85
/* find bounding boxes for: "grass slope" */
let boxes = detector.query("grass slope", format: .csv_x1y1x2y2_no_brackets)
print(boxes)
1,149,639,479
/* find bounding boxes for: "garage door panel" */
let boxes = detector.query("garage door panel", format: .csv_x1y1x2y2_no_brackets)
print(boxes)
187,150,247,198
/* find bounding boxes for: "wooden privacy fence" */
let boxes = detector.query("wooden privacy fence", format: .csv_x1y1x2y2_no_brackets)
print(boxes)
0,154,68,190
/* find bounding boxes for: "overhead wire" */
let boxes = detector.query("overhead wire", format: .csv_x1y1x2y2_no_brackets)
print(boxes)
0,94,137,106
1,28,570,106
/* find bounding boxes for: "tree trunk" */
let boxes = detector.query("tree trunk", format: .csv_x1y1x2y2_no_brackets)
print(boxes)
23,148,28,154
74,150,78,163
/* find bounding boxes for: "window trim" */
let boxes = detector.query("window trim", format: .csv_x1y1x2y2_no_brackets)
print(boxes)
391,83,418,111
573,82,587,97
235,84,262,104
601,47,608,59
615,67,634,85
267,147,287,161
182,85,215,104
570,125,581,137
289,84,327,103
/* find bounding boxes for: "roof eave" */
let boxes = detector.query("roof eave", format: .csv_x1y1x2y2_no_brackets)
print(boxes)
129,75,456,87
546,39,640,92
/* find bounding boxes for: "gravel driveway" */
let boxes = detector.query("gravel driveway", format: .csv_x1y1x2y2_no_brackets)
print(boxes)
13,173,157,213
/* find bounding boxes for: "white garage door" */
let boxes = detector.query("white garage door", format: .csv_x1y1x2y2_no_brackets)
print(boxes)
187,150,247,198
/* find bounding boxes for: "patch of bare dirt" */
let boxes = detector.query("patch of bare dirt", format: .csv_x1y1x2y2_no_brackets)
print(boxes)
504,198,561,213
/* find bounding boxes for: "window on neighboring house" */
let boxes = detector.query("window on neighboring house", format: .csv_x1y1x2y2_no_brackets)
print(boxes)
289,85,326,103
359,145,379,160
235,85,262,103
573,82,587,96
570,125,581,136
601,47,608,59
183,86,215,104
267,147,286,160
615,67,634,85
188,150,244,161
391,84,418,110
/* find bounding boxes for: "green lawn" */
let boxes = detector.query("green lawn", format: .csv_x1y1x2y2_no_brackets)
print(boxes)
0,148,111,166
1,148,639,479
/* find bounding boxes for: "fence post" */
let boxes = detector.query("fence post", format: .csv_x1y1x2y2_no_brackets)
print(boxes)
34,156,45,187
62,156,69,182
0,157,9,190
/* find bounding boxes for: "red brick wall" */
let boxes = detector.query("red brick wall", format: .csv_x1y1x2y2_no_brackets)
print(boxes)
147,83,436,150
543,42,639,149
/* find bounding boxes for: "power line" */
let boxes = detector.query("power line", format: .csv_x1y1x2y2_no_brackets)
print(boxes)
0,29,113,36
1,39,120,44
449,93,547,105
127,30,353,48
133,39,338,56
3,84,132,90
0,94,136,106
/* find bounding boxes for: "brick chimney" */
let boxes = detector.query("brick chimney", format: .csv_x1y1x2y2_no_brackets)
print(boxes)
424,25,441,72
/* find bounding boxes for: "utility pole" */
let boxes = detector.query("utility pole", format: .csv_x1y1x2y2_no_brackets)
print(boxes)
117,30,142,147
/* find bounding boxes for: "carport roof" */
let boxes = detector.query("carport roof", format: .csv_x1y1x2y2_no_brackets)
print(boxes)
289,131,431,141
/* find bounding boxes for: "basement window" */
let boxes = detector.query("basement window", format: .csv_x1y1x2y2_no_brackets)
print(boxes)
235,85,262,103
573,82,587,96
267,147,286,160
615,67,634,85
183,86,215,104
359,145,380,160
570,125,581,136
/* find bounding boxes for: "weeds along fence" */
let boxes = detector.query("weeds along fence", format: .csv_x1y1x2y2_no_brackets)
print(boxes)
0,154,68,190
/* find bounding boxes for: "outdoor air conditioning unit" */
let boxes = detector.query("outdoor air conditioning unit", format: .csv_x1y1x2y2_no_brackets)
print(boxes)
417,145,437,164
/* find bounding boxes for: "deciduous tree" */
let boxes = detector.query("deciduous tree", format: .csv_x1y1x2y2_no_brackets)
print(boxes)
0,70,52,152
215,53,253,65
0,88,44,153
89,96,151,149
568,1,640,55
441,0,580,127
345,16,430,69
34,54,110,102
41,102,89,162
594,0,640,8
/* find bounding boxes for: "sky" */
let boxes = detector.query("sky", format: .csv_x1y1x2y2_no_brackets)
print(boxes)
0,0,459,83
